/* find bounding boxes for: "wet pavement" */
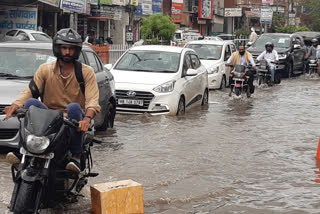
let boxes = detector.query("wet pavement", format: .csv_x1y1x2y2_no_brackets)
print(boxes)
1,75,320,213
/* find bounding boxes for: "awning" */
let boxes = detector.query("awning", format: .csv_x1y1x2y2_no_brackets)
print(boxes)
88,16,113,20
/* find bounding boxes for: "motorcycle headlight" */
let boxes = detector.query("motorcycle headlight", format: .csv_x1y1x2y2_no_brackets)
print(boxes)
278,53,287,59
153,80,176,93
26,134,50,154
208,66,219,74
310,59,317,63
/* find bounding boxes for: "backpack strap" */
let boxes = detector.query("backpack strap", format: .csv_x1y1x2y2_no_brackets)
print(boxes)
29,78,45,102
74,61,85,95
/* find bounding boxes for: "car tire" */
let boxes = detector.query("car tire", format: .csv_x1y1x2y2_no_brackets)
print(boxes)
96,102,115,131
287,62,294,78
201,89,209,106
176,96,185,115
219,75,226,89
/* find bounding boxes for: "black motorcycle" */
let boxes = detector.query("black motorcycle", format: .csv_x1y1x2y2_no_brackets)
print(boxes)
8,106,98,214
256,59,281,86
307,56,318,76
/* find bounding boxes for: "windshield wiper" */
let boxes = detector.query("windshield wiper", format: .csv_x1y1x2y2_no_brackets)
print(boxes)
0,72,20,78
206,57,218,60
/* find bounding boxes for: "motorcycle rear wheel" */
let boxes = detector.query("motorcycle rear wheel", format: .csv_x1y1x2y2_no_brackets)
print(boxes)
235,87,241,96
14,180,40,214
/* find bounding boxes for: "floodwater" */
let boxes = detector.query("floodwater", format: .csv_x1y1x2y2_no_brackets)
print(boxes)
1,75,320,214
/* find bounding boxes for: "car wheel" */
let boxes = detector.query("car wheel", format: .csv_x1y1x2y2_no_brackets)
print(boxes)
176,96,185,115
287,62,294,78
201,89,209,106
219,75,226,89
96,102,115,131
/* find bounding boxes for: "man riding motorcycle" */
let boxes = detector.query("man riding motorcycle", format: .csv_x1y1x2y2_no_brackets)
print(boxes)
226,45,256,97
4,28,101,174
256,42,279,85
305,38,320,74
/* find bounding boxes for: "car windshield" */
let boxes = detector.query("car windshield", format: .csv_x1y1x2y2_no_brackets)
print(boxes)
31,33,52,41
186,44,222,60
0,47,56,78
114,50,180,73
253,35,291,48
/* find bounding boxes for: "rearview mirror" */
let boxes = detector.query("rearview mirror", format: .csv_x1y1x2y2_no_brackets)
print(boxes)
293,44,301,49
186,68,198,76
104,64,113,71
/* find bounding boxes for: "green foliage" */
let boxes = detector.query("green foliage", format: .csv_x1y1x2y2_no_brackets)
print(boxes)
235,29,250,37
301,0,320,31
276,25,311,33
270,13,286,32
140,14,176,41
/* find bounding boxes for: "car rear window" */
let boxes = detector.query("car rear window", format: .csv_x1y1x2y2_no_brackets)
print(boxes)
31,33,52,41
0,47,54,78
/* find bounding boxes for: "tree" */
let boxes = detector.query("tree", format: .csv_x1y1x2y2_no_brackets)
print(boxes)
140,14,176,44
270,13,286,33
301,0,320,31
276,25,310,33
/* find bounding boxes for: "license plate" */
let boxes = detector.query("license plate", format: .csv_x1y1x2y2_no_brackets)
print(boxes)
118,99,144,106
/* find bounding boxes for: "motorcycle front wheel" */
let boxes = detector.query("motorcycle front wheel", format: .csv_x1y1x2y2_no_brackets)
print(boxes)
14,180,41,214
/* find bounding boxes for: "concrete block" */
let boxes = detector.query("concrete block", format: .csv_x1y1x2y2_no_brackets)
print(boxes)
91,179,144,214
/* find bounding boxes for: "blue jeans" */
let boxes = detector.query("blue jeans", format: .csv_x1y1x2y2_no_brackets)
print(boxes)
270,66,275,82
24,98,83,154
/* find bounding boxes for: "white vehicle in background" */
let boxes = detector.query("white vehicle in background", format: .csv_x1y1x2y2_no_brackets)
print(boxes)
185,40,237,89
173,29,202,46
0,29,51,42
106,45,209,115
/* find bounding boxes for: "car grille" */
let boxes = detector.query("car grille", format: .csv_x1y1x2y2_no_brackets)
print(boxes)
0,129,18,139
116,90,154,109
0,105,9,115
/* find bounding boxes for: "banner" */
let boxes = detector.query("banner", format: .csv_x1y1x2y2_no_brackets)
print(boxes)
38,0,60,7
90,5,123,20
198,0,213,19
61,0,86,13
0,6,37,34
260,7,273,24
245,8,260,17
112,0,128,6
171,0,183,23
89,0,99,4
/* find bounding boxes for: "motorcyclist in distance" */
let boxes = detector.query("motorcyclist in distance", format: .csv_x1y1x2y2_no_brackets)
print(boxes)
226,45,256,97
256,42,279,85
305,38,319,74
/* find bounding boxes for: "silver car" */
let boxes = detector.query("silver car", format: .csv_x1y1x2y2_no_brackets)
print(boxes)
0,41,116,148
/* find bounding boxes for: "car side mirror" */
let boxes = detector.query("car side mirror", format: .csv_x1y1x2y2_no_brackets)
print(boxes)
186,68,198,76
293,44,301,49
104,64,113,71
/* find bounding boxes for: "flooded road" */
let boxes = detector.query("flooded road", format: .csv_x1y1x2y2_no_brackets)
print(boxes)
1,76,320,213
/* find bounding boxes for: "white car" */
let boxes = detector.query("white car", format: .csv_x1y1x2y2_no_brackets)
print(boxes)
1,29,51,42
107,45,208,115
185,40,237,89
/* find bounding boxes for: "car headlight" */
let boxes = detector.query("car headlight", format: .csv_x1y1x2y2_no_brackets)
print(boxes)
153,80,176,93
278,53,287,59
26,134,50,154
208,66,219,74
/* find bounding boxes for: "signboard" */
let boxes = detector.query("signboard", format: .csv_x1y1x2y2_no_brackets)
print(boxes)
152,0,162,14
224,8,242,17
260,7,273,24
99,0,112,4
142,0,153,15
272,6,284,13
38,0,60,7
289,13,296,18
245,9,260,17
171,0,184,23
198,0,213,19
89,0,99,5
262,0,273,4
61,0,86,13
131,0,139,6
0,6,37,34
90,5,123,20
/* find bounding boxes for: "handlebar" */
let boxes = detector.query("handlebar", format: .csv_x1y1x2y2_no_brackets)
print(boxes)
64,118,92,132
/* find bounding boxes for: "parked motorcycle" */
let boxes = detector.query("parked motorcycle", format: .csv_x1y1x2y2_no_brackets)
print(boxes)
307,56,318,76
256,59,281,86
8,106,98,214
227,64,251,98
